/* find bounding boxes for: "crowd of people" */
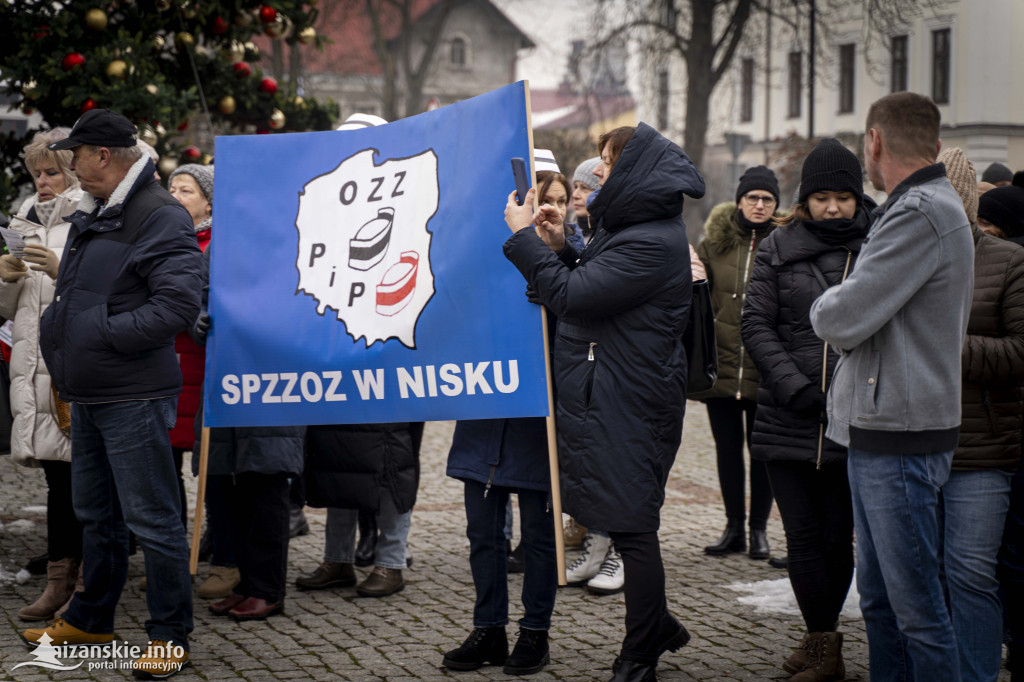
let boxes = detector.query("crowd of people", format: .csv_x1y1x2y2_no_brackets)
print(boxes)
1,90,1023,682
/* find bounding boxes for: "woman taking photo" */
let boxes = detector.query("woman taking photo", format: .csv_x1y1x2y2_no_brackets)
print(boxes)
0,128,83,621
503,124,704,681
442,151,581,677
741,138,869,681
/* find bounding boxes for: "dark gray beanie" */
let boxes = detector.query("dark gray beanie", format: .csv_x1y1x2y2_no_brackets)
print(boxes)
169,163,214,203
978,185,1024,238
735,165,779,204
799,138,863,203
982,162,1013,185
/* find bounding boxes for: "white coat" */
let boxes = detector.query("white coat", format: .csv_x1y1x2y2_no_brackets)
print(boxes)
0,187,82,465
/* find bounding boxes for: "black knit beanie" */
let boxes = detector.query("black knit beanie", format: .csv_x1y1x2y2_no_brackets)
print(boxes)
978,185,1024,238
798,138,863,203
735,165,779,205
982,162,1013,185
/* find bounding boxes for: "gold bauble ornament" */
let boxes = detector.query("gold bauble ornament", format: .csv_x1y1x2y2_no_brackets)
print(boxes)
157,157,178,176
222,40,244,63
138,125,158,146
23,79,38,99
292,96,306,109
181,1,196,19
154,123,167,136
268,108,286,129
218,95,237,115
263,15,289,39
145,83,159,96
152,34,166,51
201,154,214,166
298,26,316,45
156,0,172,10
234,11,252,27
106,60,128,79
85,8,108,30
243,41,259,60
175,31,194,50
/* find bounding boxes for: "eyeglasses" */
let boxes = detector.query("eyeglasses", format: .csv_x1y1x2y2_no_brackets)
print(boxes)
742,193,777,207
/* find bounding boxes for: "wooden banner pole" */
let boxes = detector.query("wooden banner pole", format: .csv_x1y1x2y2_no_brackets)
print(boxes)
189,424,210,575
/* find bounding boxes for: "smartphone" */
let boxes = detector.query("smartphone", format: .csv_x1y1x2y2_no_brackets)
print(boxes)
511,157,530,206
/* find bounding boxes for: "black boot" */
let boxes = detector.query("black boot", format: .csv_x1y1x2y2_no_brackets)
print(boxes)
289,503,309,538
503,628,549,675
442,626,508,671
507,542,526,574
355,510,377,567
197,526,213,564
608,657,657,682
768,555,788,569
704,520,746,555
749,529,770,560
657,611,690,656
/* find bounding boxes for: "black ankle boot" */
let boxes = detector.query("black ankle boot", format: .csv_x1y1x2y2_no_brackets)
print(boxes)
608,656,657,682
704,520,746,555
749,529,770,560
442,626,508,671
657,611,691,656
355,510,377,567
503,628,549,675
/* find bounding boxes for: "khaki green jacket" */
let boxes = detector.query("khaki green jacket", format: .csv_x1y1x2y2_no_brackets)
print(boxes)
691,202,775,400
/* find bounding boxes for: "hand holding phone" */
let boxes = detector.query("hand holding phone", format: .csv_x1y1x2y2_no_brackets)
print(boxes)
511,157,530,206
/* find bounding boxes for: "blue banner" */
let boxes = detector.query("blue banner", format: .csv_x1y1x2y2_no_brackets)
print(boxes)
204,82,548,427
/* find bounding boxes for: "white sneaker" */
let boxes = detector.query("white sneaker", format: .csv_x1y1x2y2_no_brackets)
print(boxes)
565,533,611,585
586,544,624,595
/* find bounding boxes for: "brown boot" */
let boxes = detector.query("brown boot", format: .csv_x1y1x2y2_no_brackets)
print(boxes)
18,557,77,621
356,566,404,597
782,632,811,674
54,559,84,619
789,632,845,682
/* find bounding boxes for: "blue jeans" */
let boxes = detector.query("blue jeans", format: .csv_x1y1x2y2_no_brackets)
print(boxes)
64,398,193,650
847,448,959,682
325,496,411,570
463,480,556,630
938,469,1012,682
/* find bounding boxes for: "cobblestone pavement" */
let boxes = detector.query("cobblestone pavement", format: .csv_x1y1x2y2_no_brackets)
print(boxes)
0,404,1011,680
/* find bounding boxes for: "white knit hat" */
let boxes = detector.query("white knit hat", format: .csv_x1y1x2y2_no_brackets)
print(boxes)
534,148,560,174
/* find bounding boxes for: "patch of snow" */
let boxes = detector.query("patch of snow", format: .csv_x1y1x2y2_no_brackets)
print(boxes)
21,505,47,514
5,519,36,534
16,568,31,584
726,576,861,620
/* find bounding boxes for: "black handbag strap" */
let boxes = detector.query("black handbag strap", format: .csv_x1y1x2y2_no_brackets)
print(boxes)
807,261,832,292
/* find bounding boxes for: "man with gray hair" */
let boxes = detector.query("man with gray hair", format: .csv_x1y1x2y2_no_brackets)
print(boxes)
23,109,202,680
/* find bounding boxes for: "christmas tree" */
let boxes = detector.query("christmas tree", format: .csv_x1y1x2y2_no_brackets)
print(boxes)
0,0,338,211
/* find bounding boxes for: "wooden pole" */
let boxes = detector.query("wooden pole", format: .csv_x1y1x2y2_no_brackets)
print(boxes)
523,81,567,586
189,424,210,575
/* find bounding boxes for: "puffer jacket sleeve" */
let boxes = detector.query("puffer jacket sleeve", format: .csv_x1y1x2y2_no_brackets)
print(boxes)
742,240,814,405
105,204,202,354
504,225,677,319
0,279,25,320
963,245,1024,383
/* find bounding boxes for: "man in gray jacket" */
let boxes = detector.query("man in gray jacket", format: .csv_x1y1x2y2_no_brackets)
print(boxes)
811,92,973,680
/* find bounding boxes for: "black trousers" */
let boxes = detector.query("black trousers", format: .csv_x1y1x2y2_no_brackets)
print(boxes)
226,471,291,603
41,459,83,560
765,459,854,632
705,397,773,529
607,530,672,664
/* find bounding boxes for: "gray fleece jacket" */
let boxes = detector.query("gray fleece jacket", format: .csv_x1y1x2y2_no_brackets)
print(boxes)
810,164,974,454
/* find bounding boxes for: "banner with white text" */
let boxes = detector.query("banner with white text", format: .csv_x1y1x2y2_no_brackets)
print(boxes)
204,82,547,427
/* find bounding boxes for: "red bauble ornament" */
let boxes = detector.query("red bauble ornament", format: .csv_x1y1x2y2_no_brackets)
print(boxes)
80,98,97,112
34,25,50,40
62,52,86,70
182,145,201,160
212,16,228,34
258,76,277,95
233,61,251,77
259,6,277,23
177,120,189,131
256,128,271,135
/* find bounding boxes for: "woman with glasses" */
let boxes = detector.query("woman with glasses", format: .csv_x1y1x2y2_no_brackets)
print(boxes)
693,166,780,562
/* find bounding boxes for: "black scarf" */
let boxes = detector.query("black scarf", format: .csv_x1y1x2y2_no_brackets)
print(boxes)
735,209,773,233
802,208,871,246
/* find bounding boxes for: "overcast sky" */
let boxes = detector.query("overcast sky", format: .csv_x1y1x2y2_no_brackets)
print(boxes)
493,0,595,91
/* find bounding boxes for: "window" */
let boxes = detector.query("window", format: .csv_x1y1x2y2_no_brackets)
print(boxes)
787,52,802,119
450,37,466,67
740,58,754,123
890,35,908,92
838,43,855,114
657,70,669,130
932,29,950,104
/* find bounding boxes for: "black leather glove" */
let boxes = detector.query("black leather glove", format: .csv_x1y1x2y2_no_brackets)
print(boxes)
788,384,826,418
192,312,211,345
525,285,542,305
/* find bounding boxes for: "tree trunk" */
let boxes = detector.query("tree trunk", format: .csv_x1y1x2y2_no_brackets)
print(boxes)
682,0,717,240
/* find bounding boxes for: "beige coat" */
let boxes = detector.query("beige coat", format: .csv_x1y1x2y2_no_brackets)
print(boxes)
0,187,82,465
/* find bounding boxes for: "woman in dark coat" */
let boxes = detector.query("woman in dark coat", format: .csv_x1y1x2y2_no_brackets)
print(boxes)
441,162,582,677
504,123,705,681
741,138,869,681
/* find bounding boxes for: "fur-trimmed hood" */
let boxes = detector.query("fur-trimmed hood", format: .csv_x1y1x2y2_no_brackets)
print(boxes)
701,202,777,254
76,155,153,217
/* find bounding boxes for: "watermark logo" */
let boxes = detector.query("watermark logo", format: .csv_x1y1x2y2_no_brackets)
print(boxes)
13,635,186,674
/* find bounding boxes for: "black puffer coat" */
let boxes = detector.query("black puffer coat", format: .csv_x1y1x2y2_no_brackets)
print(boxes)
956,227,1024,470
504,122,705,533
741,215,866,464
304,423,422,514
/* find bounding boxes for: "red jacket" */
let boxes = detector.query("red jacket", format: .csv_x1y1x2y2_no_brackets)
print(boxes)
170,228,210,450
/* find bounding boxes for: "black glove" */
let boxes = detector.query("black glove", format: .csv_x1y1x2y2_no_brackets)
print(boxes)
192,312,211,345
788,384,826,418
525,285,542,305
